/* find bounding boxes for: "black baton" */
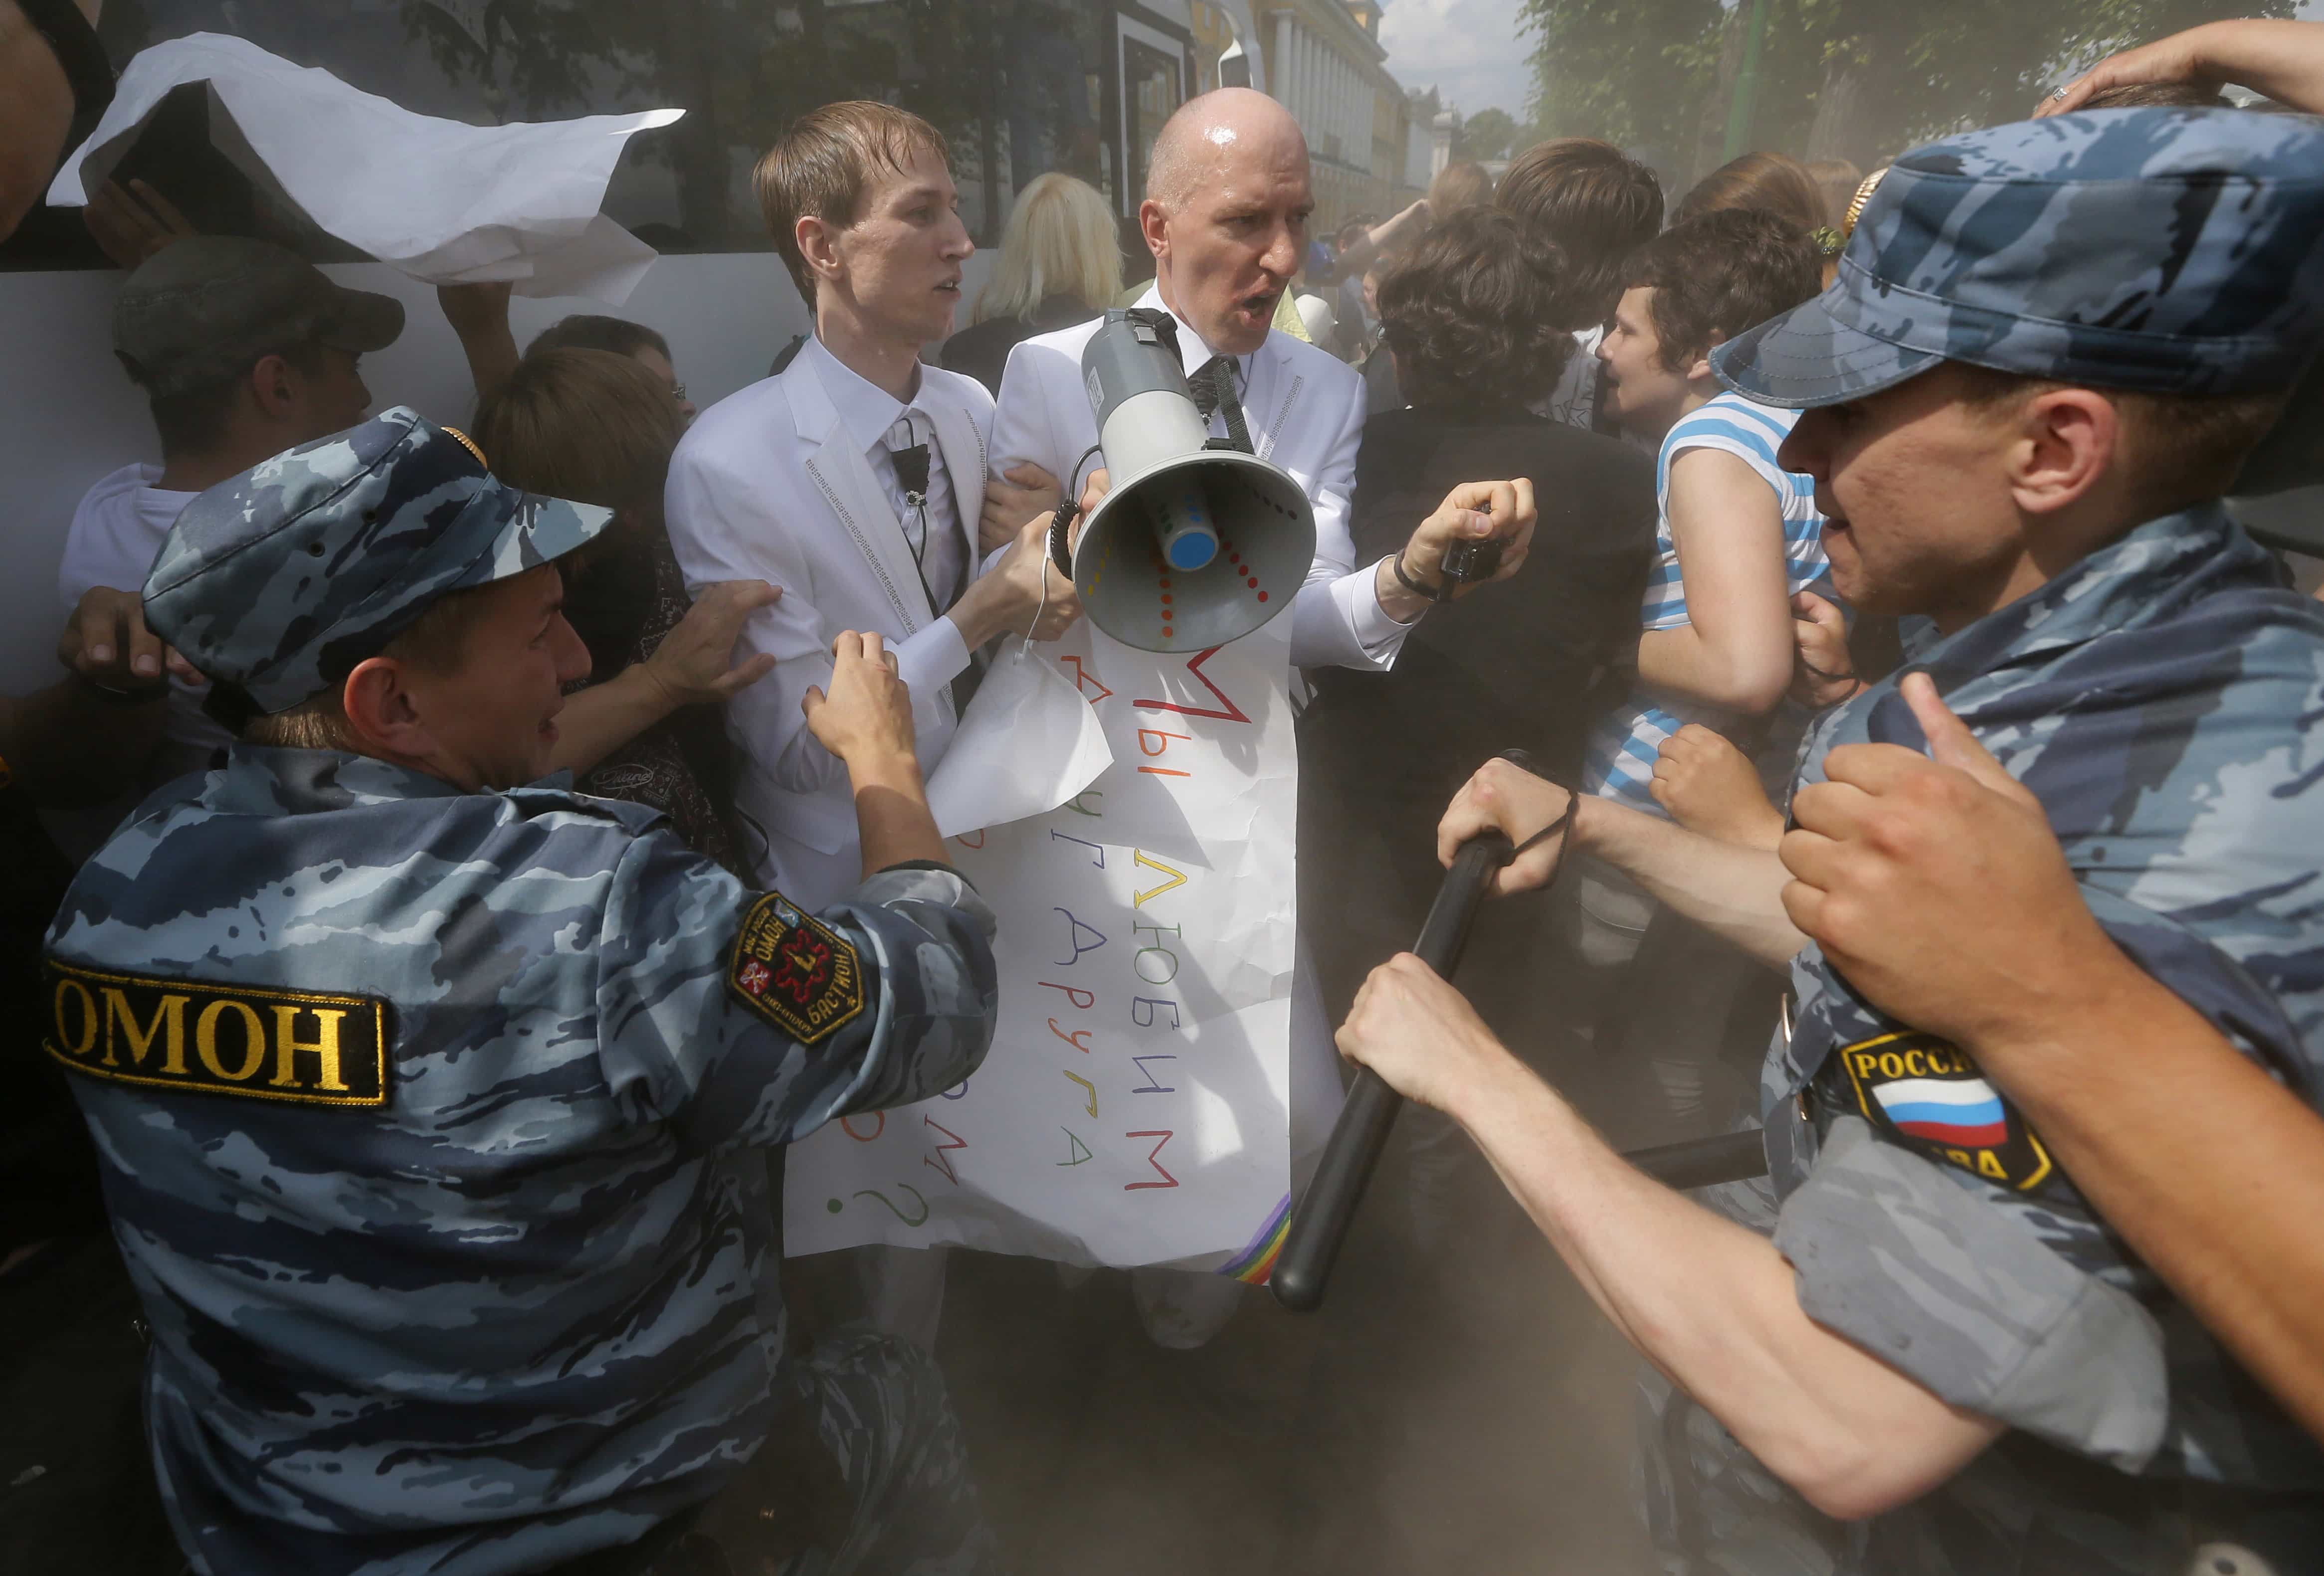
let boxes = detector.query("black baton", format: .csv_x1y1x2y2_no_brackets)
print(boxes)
1271,840,1773,1313
1271,832,1514,1312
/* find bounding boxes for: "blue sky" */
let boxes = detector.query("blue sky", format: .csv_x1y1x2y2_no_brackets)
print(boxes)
1380,0,2324,123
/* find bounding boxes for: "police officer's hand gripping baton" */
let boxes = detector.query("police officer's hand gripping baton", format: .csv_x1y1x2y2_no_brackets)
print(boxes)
1271,831,1515,1313
1272,816,1772,1313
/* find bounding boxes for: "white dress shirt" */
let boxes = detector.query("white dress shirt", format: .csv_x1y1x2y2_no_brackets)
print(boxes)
990,283,1412,673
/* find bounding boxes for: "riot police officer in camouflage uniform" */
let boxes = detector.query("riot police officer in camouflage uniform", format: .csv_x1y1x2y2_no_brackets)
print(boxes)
1341,108,2324,1574
41,407,1001,1575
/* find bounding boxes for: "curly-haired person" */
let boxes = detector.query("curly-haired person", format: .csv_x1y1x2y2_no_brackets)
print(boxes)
1301,206,1657,1079
1495,138,1665,429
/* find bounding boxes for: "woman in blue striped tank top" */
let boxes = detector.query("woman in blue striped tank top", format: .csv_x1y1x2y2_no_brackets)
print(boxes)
1583,210,1832,814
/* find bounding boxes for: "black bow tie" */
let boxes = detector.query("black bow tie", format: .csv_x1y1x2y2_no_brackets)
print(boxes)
1190,356,1253,454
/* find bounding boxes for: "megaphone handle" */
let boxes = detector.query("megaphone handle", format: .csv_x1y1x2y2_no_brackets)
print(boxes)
1046,443,1108,580
1270,832,1514,1313
1047,500,1076,580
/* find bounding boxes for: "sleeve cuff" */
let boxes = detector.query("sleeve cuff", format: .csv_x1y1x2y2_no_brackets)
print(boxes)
1774,1116,2167,1471
877,857,978,893
1347,558,1418,658
845,861,998,940
897,618,974,695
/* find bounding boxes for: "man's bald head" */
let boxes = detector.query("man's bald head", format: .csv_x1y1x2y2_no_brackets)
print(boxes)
1146,88,1308,212
1140,88,1313,354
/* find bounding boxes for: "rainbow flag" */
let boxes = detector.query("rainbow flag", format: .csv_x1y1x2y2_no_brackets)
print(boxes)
1218,1193,1292,1284
1872,1077,2008,1148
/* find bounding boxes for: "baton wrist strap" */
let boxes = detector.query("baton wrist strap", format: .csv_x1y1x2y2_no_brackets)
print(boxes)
1391,549,1448,603
1497,747,1577,878
1512,796,1575,860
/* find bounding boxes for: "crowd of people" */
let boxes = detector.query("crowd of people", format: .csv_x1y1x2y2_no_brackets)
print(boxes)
7,3,2324,1574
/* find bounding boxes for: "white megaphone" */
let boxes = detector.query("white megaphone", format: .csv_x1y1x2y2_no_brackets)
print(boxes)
1049,308,1316,652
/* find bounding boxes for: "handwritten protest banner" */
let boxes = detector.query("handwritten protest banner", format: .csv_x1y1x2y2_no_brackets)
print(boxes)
784,618,1297,1276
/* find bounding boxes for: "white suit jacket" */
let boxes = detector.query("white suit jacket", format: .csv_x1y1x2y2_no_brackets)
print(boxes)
665,340,991,897
989,283,1409,672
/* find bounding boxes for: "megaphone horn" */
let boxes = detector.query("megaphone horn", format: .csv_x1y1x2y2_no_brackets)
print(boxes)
1054,309,1316,653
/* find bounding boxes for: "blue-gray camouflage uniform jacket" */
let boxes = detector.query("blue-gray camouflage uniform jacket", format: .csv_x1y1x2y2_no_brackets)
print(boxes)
40,746,998,1576
1766,503,2324,1569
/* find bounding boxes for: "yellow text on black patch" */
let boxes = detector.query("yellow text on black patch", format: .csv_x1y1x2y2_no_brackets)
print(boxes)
729,893,866,1046
1836,1030,2053,1192
44,961,390,1107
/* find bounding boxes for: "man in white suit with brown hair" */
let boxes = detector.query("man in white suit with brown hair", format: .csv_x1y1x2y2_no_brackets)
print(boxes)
991,87,1536,1345
668,100,1074,915
665,101,1074,1350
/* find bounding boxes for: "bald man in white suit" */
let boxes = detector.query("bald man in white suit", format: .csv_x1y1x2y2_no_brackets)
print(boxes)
992,88,1536,1345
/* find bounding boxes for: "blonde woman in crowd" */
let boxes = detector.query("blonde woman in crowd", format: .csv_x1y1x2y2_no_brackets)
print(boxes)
942,170,1122,395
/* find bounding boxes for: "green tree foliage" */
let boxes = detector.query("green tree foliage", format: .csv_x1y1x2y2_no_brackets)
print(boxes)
1455,106,1525,160
1521,0,1725,157
1521,0,2295,172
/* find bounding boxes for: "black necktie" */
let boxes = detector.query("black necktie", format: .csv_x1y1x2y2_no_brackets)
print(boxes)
884,417,933,565
1190,356,1253,454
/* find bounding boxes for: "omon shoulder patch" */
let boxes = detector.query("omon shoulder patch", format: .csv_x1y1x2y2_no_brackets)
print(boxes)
729,892,867,1046
44,960,390,1107
1837,1030,2052,1191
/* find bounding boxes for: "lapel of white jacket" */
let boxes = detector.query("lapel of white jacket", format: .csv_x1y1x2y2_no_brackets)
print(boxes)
788,351,934,633
1243,331,1306,465
922,380,986,582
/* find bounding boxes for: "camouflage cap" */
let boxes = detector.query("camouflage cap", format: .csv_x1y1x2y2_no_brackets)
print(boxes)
114,237,405,400
1712,109,2324,408
144,406,611,715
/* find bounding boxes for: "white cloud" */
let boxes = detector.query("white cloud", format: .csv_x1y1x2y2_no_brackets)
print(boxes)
1377,0,1538,118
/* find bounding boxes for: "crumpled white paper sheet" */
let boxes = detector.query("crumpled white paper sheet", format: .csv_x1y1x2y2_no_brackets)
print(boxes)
926,636,1114,840
49,32,680,304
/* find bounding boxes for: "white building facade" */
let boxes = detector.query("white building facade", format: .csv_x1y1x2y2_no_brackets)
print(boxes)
1258,0,1418,229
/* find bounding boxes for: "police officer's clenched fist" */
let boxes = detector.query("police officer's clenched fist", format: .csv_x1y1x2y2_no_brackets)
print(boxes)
1779,672,2111,1049
1336,951,1516,1117
1437,755,1572,898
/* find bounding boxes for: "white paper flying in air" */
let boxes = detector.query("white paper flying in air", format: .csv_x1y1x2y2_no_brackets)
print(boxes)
49,32,680,304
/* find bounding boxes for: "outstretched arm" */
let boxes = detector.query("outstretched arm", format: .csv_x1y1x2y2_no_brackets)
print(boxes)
1331,198,1429,278
1336,957,2003,1519
1438,756,1804,969
2042,19,2324,116
439,282,521,404
549,580,781,777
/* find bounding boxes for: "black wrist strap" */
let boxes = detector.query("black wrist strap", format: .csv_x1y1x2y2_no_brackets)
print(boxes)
1512,798,1575,860
1497,747,1577,868
1390,549,1447,603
